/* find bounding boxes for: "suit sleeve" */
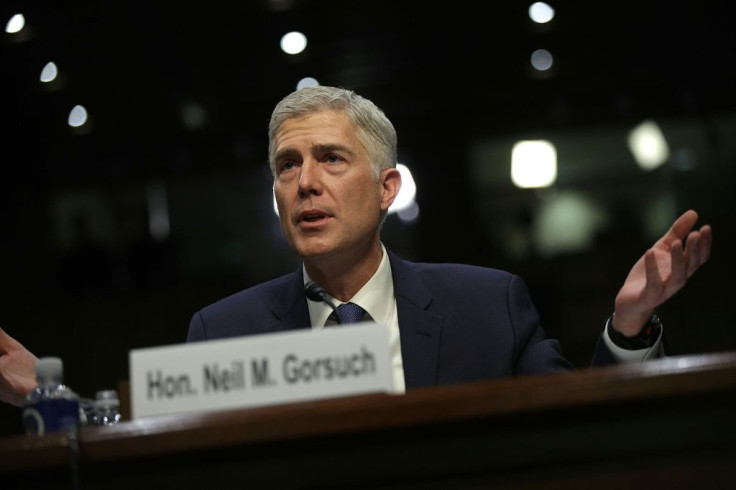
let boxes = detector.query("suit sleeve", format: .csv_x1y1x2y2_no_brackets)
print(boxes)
507,274,573,375
186,312,206,342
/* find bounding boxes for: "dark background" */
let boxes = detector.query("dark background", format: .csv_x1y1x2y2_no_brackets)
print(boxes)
1,0,734,435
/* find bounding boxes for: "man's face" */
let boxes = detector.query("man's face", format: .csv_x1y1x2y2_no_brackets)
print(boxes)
272,109,396,265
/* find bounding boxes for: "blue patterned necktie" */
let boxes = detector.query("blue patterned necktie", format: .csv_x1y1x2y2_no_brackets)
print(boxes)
336,302,366,324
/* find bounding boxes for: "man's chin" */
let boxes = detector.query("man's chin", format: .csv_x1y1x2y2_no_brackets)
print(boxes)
292,240,336,261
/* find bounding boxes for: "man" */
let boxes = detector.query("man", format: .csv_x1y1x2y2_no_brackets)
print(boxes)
185,85,712,393
0,86,713,405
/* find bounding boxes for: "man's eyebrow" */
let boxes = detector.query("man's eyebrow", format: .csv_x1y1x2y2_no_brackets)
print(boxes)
274,148,300,162
313,143,354,156
274,143,355,163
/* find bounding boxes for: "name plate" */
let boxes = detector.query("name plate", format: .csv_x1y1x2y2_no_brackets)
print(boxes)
129,323,395,419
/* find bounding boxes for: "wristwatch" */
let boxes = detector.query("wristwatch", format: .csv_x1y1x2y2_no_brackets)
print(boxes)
606,313,662,350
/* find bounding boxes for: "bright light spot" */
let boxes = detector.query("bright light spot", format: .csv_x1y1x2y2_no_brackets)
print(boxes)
397,201,420,223
5,14,25,34
531,49,553,71
529,2,555,23
297,77,319,90
533,192,607,257
628,119,670,171
147,180,170,241
181,102,207,130
68,105,88,127
40,62,58,82
388,163,417,214
280,31,307,55
511,140,557,188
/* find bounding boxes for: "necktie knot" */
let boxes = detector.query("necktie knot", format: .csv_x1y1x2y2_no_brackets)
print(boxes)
336,302,366,324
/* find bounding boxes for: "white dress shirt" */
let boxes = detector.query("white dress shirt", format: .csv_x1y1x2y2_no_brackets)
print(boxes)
304,243,406,393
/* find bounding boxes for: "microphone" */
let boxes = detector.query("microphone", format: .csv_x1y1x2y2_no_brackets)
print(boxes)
304,281,342,324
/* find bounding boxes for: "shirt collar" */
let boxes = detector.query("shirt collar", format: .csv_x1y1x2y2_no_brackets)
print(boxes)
304,243,394,327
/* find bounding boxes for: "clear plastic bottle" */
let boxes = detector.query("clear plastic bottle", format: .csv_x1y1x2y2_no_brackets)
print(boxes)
22,357,81,436
92,389,121,425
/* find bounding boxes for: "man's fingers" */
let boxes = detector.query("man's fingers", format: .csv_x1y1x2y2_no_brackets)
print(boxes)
0,328,14,355
663,209,699,243
684,232,701,277
683,225,713,277
669,239,688,290
699,225,713,264
0,327,22,356
644,249,663,296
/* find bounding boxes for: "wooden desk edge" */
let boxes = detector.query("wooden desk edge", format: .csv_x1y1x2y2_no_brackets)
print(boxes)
2,350,735,471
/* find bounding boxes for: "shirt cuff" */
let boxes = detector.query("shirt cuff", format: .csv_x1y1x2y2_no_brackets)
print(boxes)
602,322,665,363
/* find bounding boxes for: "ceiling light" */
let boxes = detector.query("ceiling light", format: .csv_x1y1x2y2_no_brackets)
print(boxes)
529,3,555,24
40,62,58,83
5,14,25,34
280,31,307,55
511,140,557,188
68,105,88,127
531,49,554,71
627,120,669,171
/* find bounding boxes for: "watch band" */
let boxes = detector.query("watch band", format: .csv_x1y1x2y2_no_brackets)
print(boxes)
606,313,662,350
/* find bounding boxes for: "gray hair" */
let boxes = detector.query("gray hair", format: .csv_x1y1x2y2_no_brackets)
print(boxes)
268,86,397,179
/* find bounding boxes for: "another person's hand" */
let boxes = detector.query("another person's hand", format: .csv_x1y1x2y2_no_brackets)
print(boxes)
0,327,38,407
613,209,712,336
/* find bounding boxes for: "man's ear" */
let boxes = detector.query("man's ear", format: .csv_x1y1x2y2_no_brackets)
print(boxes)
379,167,402,212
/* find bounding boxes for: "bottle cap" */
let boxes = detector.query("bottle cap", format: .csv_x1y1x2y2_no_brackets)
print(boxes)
35,357,63,381
95,390,118,401
95,390,120,408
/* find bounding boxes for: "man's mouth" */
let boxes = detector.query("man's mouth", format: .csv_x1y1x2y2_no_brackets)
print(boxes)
299,210,329,223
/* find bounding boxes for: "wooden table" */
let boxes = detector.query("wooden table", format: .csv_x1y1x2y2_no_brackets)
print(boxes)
3,352,736,489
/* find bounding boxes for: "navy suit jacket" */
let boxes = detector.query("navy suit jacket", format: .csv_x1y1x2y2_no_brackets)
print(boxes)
187,249,615,390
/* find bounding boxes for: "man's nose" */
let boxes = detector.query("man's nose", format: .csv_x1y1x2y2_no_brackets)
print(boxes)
298,161,322,196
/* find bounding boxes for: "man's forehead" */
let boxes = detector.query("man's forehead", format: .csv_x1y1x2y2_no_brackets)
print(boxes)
274,112,360,154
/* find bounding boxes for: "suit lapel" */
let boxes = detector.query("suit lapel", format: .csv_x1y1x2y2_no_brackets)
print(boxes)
268,268,312,333
388,250,443,389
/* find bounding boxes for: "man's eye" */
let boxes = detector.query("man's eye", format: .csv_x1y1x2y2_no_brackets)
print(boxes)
280,161,296,172
325,154,342,163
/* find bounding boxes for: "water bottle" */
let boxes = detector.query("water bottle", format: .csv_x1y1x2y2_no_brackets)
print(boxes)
22,357,81,436
92,389,121,425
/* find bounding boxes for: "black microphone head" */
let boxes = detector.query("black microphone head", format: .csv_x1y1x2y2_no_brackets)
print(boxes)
304,281,326,302
304,281,341,324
